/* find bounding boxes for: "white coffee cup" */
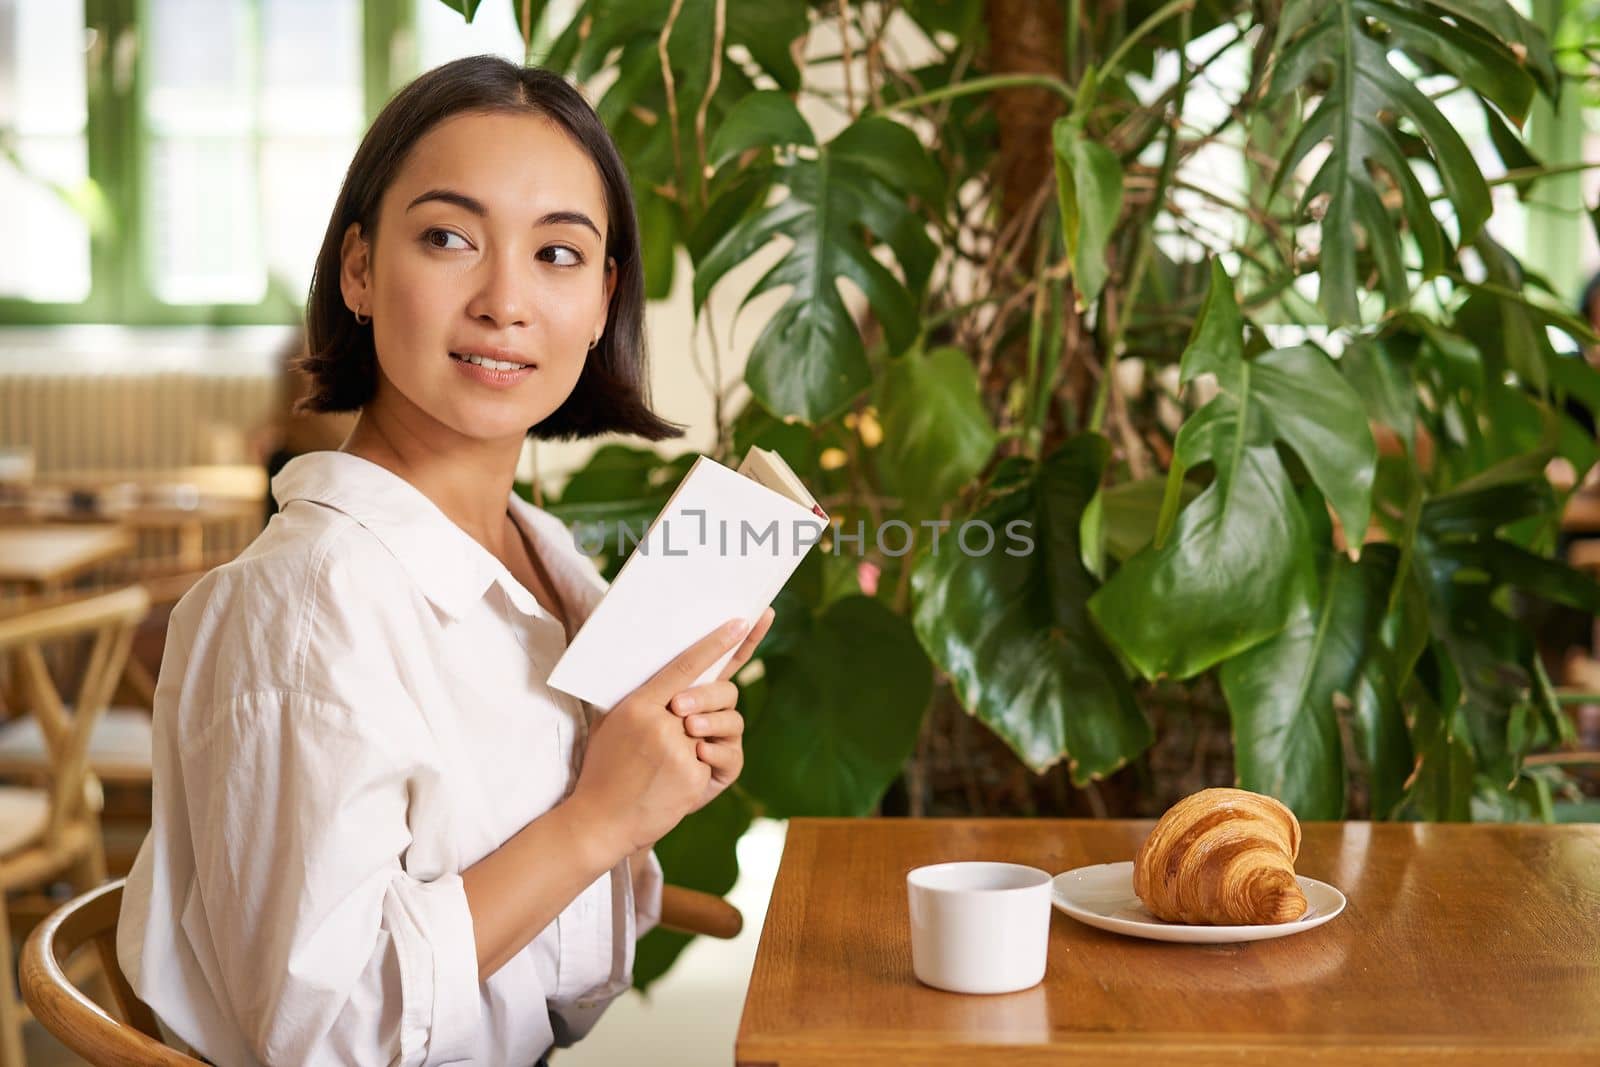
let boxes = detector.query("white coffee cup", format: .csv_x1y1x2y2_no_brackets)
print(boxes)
906,861,1052,995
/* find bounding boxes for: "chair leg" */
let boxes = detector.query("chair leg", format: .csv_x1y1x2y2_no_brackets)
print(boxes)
0,900,26,1067
69,841,114,1010
71,836,109,892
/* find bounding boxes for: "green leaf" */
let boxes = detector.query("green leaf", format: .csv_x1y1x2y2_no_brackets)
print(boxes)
876,346,997,517
1404,691,1477,822
1424,0,1558,97
1349,546,1425,819
688,167,774,263
695,116,939,421
636,188,678,300
1172,272,1375,550
914,436,1153,779
1409,475,1599,789
1179,258,1246,391
436,0,482,19
902,0,983,37
542,446,696,580
553,0,804,211
1342,335,1418,457
1460,235,1559,392
726,1,808,93
741,596,932,816
1052,117,1125,307
1220,554,1372,819
708,90,814,170
633,789,754,990
1480,100,1539,198
1099,262,1332,679
1096,476,1200,563
1252,346,1376,550
1270,0,1536,322
1091,445,1311,680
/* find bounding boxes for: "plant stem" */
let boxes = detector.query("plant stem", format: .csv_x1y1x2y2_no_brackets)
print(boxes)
1090,5,1192,435
694,0,727,210
1067,0,1081,82
879,73,1076,115
658,0,687,200
1101,0,1196,81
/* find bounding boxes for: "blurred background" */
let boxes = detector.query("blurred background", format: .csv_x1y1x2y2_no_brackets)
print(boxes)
2,0,1599,1063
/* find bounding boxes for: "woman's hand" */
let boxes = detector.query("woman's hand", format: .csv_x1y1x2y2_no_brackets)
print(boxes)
570,611,770,859
667,606,774,810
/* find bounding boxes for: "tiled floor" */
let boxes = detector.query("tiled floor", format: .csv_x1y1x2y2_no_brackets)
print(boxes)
19,819,787,1066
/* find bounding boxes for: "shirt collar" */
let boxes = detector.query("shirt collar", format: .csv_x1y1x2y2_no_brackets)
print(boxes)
270,451,604,625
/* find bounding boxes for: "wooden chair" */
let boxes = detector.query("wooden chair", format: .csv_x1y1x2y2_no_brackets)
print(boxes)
0,574,204,879
21,877,740,1065
20,879,200,1066
0,586,149,1067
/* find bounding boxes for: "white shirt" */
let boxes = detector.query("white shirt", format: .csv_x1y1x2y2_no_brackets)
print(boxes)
119,451,662,1067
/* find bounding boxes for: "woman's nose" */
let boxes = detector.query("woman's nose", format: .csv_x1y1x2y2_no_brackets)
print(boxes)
465,254,532,328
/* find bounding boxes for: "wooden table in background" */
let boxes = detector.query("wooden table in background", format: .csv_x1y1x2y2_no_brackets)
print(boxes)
737,818,1600,1066
0,524,131,596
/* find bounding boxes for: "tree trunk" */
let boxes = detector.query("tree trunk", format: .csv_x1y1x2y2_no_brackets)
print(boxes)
984,0,1067,236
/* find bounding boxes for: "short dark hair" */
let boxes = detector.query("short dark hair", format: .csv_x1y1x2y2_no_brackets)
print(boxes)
298,56,683,443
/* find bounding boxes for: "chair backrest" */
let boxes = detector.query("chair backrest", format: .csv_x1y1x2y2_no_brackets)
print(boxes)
19,878,205,1066
0,586,149,846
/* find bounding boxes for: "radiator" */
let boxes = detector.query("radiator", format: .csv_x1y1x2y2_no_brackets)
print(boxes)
0,371,276,474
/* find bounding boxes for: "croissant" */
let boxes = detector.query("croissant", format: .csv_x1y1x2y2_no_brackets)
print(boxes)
1133,787,1307,925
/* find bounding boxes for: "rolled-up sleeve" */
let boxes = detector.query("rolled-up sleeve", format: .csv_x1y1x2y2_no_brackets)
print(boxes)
633,849,664,939
181,689,481,1066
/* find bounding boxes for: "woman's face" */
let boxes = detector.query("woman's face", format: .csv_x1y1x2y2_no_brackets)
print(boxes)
339,110,616,447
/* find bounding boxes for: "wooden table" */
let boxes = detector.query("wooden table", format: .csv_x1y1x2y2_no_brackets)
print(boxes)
0,524,132,595
737,818,1600,1066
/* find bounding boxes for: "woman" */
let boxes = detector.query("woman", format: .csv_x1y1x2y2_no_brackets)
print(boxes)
118,56,773,1067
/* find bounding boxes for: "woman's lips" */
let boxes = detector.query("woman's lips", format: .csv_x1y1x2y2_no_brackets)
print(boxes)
449,351,536,388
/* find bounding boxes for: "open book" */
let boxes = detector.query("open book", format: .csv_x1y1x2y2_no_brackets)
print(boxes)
546,447,828,710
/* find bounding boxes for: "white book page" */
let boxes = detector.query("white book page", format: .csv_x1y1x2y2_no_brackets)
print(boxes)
547,456,826,710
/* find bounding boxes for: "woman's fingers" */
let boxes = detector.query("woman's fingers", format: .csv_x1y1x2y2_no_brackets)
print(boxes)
634,617,750,706
716,606,775,683
684,709,743,739
669,681,738,716
696,738,744,782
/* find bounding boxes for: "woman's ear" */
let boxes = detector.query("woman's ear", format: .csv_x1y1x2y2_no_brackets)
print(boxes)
595,256,618,340
339,222,372,317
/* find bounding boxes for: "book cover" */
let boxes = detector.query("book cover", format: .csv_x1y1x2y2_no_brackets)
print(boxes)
547,450,828,709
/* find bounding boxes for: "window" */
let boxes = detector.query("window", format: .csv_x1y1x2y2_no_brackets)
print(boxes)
0,0,565,326
0,0,92,305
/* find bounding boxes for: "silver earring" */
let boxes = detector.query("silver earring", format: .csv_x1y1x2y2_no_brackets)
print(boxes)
354,307,371,325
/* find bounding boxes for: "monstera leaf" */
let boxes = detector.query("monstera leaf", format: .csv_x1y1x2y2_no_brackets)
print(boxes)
537,445,696,580
1219,549,1393,820
1414,473,1600,787
1269,0,1556,324
539,0,808,295
694,95,942,422
739,594,932,817
1090,261,1374,679
912,435,1152,780
876,345,998,518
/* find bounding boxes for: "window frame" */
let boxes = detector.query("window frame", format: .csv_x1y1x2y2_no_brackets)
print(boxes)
0,0,413,326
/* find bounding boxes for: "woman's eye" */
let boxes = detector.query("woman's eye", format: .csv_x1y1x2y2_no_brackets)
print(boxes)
540,245,583,267
423,228,470,250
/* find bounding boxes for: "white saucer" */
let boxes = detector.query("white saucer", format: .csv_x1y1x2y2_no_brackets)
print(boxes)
1051,861,1346,943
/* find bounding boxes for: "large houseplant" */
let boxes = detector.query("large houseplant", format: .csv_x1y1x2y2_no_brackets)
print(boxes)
439,0,1600,984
